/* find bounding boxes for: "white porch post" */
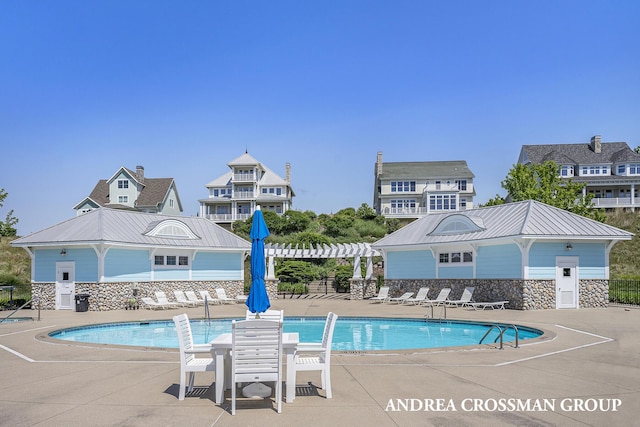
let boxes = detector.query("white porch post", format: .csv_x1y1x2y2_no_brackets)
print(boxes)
352,255,362,279
365,256,373,280
267,255,275,279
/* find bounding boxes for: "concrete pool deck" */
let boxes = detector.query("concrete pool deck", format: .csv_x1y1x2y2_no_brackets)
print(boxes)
1,299,638,426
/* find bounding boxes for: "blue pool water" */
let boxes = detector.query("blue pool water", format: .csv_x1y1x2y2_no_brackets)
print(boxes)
49,317,542,351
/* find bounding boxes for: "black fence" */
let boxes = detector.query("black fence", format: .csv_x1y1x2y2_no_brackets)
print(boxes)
609,280,640,306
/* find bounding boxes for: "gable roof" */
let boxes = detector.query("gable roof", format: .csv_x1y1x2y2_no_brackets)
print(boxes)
377,160,475,179
75,175,182,212
520,142,640,166
206,151,293,193
373,200,632,249
12,208,250,250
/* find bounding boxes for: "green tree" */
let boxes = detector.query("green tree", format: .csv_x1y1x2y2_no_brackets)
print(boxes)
356,203,377,220
332,264,353,291
635,146,640,154
276,259,320,285
0,189,18,237
279,210,311,234
481,194,506,207
502,161,605,222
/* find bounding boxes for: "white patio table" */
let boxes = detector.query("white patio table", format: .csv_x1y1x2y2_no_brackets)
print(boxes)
208,332,299,404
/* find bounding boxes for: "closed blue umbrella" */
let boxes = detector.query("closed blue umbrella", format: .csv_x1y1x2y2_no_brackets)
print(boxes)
246,206,271,317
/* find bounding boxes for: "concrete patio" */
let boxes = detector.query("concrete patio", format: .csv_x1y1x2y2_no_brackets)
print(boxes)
1,298,638,426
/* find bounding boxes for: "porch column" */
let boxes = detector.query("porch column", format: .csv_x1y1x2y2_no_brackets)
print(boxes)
267,255,276,279
352,255,362,279
632,184,636,210
365,256,373,280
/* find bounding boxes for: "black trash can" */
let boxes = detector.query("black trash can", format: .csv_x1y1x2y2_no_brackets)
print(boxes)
75,293,90,312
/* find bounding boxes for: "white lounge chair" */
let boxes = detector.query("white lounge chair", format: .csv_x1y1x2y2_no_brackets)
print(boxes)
155,291,181,308
424,288,451,308
404,287,430,305
141,297,174,310
467,300,509,310
387,292,414,304
199,290,220,305
184,291,205,306
369,286,390,303
446,287,475,307
215,288,235,304
174,290,198,307
245,309,283,322
231,319,283,415
173,313,216,400
294,312,338,399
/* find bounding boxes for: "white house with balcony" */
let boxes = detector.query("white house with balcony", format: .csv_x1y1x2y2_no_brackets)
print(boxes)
518,135,640,210
199,151,295,225
373,152,476,218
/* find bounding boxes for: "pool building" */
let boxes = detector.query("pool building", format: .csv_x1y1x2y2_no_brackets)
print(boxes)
373,200,633,309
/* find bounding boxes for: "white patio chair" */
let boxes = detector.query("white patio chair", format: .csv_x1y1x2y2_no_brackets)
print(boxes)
445,287,475,307
199,290,220,305
215,288,235,304
141,296,173,310
173,313,216,400
245,309,283,322
174,290,198,307
424,288,451,308
404,287,430,305
294,311,338,399
369,286,390,303
155,291,181,307
184,290,205,306
231,319,283,415
387,292,414,304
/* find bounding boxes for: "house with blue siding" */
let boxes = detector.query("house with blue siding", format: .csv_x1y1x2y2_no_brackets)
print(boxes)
11,208,250,311
373,200,633,309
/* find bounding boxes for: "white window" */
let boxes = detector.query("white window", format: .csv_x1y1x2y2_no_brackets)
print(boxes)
438,251,473,264
118,180,129,189
618,165,626,174
391,199,416,210
455,180,467,191
118,195,128,203
391,181,416,192
429,194,457,211
560,165,573,177
630,164,640,175
154,254,189,268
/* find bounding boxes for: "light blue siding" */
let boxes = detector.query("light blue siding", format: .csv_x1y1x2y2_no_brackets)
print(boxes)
527,242,606,279
476,244,522,279
438,266,473,279
386,250,435,279
154,269,190,281
104,249,151,282
192,252,243,280
33,249,98,281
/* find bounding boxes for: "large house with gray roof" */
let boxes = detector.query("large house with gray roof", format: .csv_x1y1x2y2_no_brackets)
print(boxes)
74,165,183,216
373,152,476,218
11,208,250,311
198,151,295,226
373,200,632,309
518,135,640,210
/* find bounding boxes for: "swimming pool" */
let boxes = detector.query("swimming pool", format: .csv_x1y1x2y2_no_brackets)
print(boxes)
49,317,543,351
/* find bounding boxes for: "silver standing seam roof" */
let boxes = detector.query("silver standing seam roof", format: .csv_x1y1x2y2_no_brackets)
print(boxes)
11,208,251,250
373,200,633,249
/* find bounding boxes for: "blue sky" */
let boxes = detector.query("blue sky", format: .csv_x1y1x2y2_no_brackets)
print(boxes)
2,1,639,236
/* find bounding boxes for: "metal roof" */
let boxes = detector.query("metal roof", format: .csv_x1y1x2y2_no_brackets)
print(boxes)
373,200,633,249
11,208,251,250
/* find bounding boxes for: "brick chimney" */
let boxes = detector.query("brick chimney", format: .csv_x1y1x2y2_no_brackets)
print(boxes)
285,162,291,183
136,165,145,182
590,135,602,154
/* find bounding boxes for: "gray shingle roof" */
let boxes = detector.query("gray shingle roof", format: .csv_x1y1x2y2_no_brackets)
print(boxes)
378,160,475,179
373,200,632,249
79,176,181,211
521,142,640,165
11,208,250,250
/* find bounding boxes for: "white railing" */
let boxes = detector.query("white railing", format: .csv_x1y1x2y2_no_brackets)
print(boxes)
591,197,640,208
383,207,430,217
205,213,252,222
233,173,255,182
233,191,254,199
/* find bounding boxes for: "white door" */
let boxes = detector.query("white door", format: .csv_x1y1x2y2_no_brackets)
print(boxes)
556,257,578,309
56,262,75,310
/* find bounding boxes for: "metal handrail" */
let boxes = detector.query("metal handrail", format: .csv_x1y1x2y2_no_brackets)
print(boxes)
479,324,503,347
0,299,33,324
499,324,519,349
479,324,520,350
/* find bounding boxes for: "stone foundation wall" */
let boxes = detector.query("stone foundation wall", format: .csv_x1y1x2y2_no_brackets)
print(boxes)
381,278,609,310
32,280,246,311
349,278,376,300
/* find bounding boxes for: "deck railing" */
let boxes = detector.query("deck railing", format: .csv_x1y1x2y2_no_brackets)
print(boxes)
609,279,640,306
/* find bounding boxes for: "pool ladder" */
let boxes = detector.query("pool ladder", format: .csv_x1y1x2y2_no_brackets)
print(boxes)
479,324,519,350
425,304,447,320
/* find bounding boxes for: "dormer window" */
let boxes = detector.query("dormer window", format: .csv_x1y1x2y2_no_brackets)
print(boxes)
118,180,129,189
431,214,484,235
144,219,199,239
